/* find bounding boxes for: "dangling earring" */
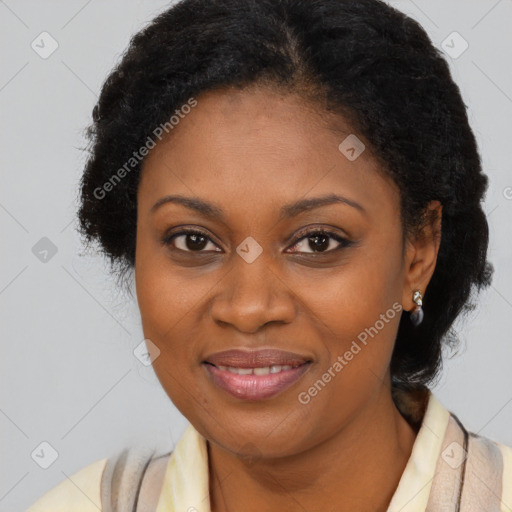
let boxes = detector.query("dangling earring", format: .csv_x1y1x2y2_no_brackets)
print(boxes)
410,290,424,326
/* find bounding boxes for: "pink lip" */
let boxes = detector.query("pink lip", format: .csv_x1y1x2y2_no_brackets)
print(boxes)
203,361,312,401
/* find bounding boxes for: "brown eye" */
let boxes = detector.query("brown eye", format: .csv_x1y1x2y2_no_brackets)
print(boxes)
287,230,353,254
163,229,221,252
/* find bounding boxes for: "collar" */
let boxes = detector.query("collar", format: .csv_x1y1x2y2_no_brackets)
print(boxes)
156,390,450,512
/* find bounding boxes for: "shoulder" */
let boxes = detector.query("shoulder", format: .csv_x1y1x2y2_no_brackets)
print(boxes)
25,457,107,512
476,433,512,503
393,387,512,508
436,397,512,507
25,444,170,512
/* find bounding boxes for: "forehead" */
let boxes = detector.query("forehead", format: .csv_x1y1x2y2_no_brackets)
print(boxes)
138,87,400,222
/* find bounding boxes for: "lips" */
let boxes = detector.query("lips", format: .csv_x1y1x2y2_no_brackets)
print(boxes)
203,348,312,401
204,348,311,368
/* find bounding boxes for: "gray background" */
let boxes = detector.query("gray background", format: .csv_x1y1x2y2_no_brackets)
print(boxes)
1,0,511,510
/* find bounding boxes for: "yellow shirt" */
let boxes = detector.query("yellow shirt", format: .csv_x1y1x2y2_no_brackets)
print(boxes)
26,393,512,511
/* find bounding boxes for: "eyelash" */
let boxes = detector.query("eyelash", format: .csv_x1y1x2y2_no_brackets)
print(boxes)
162,227,354,255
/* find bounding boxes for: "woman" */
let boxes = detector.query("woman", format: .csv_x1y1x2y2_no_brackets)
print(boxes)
27,0,511,510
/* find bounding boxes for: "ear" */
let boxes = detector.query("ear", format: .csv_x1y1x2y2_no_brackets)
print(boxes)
401,200,442,311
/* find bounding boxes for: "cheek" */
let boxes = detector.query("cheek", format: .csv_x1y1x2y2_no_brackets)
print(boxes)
135,258,208,417
296,237,404,404
137,269,195,336
135,233,208,339
136,271,202,375
135,250,198,406
303,242,403,345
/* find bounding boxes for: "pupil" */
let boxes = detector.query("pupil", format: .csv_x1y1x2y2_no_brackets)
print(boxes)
309,234,329,252
186,234,207,251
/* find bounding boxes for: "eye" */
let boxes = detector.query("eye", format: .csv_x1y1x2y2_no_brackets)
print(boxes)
162,228,222,253
286,228,353,254
162,227,354,255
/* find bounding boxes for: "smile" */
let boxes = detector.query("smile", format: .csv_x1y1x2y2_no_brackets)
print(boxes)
203,361,311,400
216,364,300,374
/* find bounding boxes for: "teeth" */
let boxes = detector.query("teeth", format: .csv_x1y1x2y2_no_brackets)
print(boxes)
253,367,270,375
215,364,299,375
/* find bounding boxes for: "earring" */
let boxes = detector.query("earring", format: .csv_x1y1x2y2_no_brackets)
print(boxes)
409,290,424,326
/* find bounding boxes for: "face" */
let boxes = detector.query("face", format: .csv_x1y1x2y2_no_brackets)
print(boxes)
135,86,421,459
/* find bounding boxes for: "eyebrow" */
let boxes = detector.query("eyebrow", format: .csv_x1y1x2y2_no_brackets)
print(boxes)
150,193,365,220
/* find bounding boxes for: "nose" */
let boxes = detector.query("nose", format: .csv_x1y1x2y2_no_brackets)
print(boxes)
210,249,296,333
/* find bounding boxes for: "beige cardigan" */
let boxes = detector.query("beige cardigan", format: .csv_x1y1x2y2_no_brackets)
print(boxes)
26,391,512,511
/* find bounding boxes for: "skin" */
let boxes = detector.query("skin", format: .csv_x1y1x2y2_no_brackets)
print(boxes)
135,85,442,512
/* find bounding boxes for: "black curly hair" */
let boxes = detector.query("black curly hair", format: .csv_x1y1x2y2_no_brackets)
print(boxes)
78,0,493,391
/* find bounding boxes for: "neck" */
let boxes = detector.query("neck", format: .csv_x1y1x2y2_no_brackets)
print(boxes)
208,385,419,512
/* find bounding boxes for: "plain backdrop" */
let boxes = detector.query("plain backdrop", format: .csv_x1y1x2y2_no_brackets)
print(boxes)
1,0,511,510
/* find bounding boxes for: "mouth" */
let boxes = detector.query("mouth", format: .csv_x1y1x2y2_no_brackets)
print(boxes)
202,348,312,401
